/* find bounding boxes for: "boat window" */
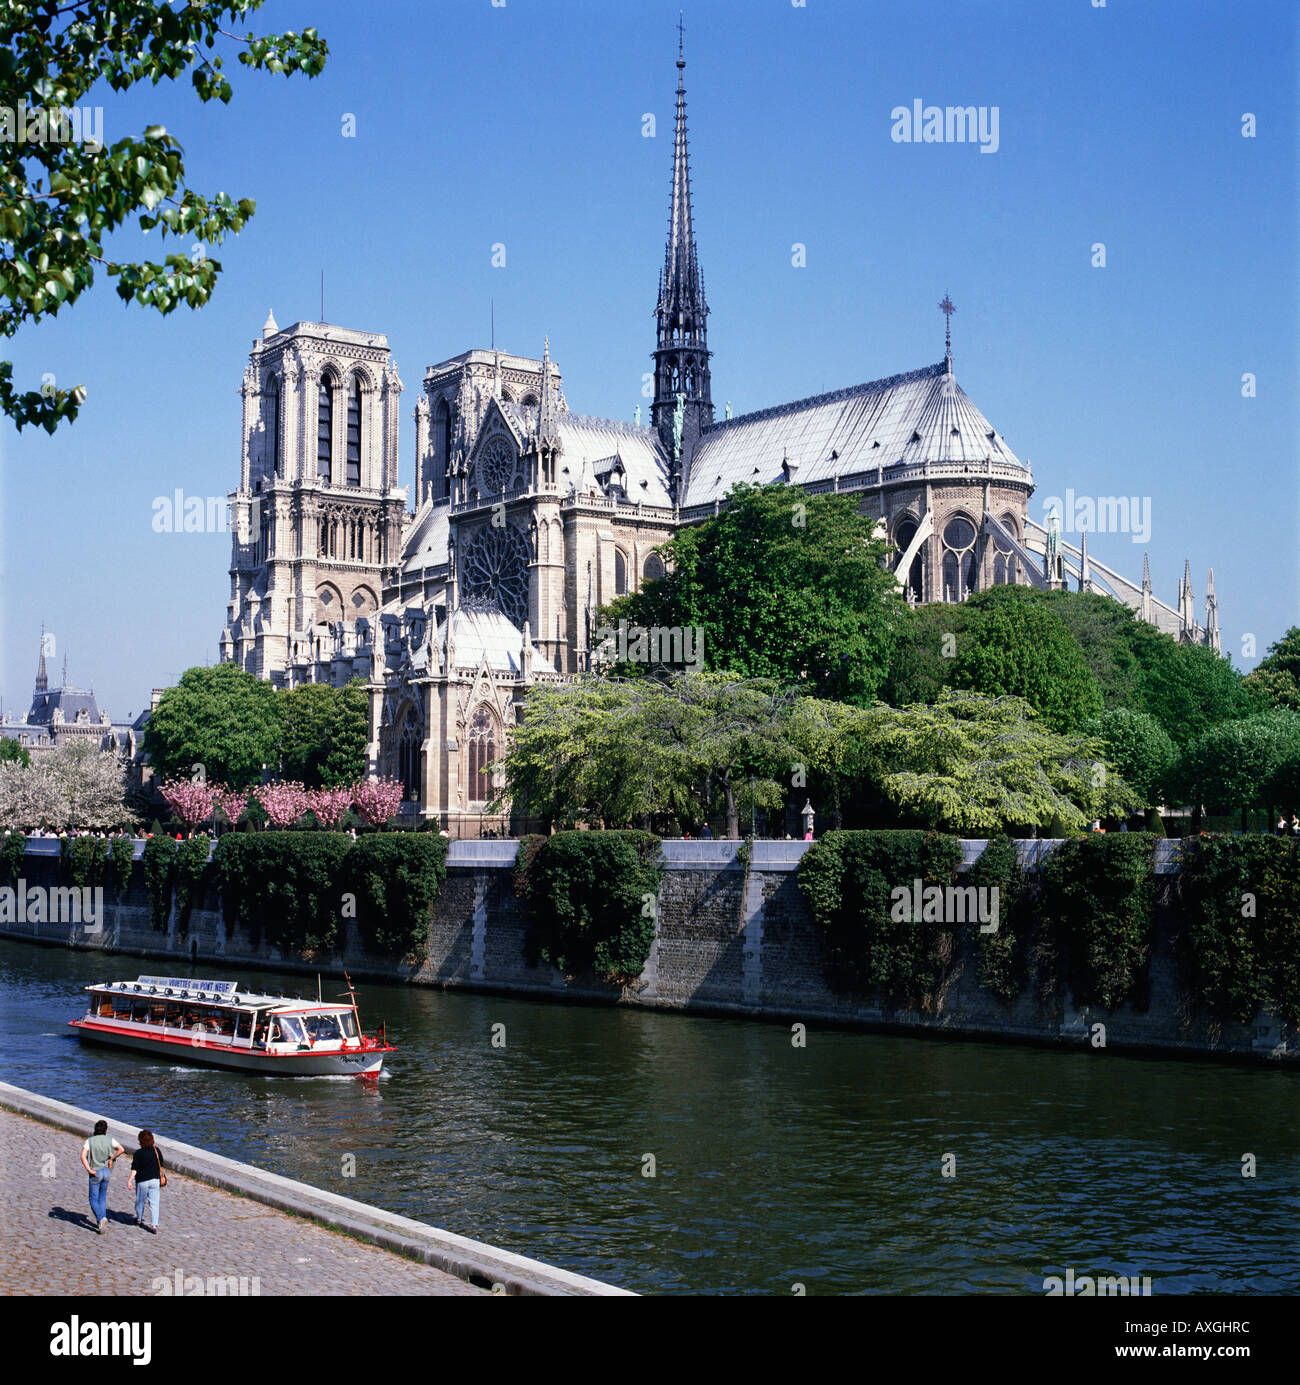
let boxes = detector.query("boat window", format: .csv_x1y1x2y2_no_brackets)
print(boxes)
338,1012,358,1039
112,998,133,1019
163,1003,182,1026
234,1012,252,1040
275,1016,306,1045
304,1014,342,1043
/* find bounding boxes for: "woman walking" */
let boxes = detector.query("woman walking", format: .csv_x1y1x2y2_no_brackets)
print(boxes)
79,1119,124,1234
126,1130,165,1233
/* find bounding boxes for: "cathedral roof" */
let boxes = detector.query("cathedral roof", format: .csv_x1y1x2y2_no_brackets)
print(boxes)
400,498,451,575
683,362,1024,507
499,404,673,507
441,606,556,675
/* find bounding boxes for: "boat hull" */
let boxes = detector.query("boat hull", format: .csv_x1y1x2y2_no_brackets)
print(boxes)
70,1019,390,1077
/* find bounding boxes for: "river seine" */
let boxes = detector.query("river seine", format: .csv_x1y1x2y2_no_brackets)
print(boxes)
3,939,1296,1294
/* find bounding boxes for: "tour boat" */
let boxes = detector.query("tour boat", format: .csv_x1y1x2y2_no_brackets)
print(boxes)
69,973,395,1076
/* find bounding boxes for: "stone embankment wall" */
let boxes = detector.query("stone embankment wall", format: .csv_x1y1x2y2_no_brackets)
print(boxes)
1,838,1291,1063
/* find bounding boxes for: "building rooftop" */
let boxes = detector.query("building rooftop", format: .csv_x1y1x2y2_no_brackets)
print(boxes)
684,361,1024,507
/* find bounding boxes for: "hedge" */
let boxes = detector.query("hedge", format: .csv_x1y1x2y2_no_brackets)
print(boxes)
343,833,448,961
1040,833,1157,1011
798,830,964,1003
212,833,351,955
2,831,27,882
1180,834,1300,1027
966,834,1028,1004
517,830,663,984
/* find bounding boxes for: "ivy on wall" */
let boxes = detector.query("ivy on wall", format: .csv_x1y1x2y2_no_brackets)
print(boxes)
212,833,351,956
343,834,448,961
60,836,108,890
109,836,135,898
142,837,177,931
1180,835,1300,1027
798,830,964,1004
1039,834,1157,1012
2,831,27,882
516,831,664,984
966,834,1028,1005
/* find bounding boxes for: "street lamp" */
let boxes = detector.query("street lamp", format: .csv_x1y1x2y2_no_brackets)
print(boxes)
801,800,816,841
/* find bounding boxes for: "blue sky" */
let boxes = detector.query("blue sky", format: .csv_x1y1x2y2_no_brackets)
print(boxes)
2,0,1296,721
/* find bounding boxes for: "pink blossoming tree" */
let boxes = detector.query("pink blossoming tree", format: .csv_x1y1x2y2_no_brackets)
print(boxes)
212,784,248,829
351,778,404,829
306,786,353,830
158,778,217,833
255,781,308,829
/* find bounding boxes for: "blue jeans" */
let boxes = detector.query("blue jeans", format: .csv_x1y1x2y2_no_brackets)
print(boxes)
134,1179,160,1228
88,1168,110,1223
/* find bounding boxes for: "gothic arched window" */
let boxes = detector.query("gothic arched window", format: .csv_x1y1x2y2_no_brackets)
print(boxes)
267,374,282,478
644,552,665,583
397,708,421,801
941,514,978,602
346,379,362,486
317,379,333,482
614,549,627,595
468,705,497,802
432,398,451,501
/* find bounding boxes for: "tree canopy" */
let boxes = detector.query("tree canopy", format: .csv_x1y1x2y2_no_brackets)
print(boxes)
1172,710,1300,817
142,663,285,789
1082,707,1176,808
1,1,327,431
885,584,1248,746
603,483,907,704
1242,626,1300,714
280,681,369,788
948,587,1104,731
862,689,1136,835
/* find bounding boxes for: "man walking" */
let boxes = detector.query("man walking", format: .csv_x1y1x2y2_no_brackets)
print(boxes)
79,1119,124,1234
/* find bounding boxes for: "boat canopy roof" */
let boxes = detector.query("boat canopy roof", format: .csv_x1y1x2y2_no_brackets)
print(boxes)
87,975,350,1012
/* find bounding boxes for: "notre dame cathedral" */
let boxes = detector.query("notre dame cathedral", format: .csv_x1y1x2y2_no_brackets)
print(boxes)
219,38,1221,832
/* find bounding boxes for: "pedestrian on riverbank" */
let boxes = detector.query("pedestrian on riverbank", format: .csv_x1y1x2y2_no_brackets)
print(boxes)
79,1119,124,1234
126,1130,165,1233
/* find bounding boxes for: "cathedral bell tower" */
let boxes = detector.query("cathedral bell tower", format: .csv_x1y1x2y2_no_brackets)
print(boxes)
652,25,712,500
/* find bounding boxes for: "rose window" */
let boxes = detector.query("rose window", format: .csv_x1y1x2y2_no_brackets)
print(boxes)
479,437,516,495
462,524,530,627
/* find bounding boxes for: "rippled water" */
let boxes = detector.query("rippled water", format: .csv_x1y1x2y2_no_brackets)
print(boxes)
3,939,1297,1294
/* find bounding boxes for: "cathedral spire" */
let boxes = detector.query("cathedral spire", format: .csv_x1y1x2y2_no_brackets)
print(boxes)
34,623,48,693
1140,551,1152,623
653,20,712,497
1204,567,1220,652
538,335,558,444
1179,558,1195,638
1077,529,1089,591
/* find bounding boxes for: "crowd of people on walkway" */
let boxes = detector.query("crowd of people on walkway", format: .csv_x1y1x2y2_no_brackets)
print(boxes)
79,1120,166,1235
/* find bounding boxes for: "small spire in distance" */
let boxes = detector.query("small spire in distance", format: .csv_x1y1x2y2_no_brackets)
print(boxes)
939,294,956,370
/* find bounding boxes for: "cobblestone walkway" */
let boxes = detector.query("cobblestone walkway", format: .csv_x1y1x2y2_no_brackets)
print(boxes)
1,1108,485,1296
